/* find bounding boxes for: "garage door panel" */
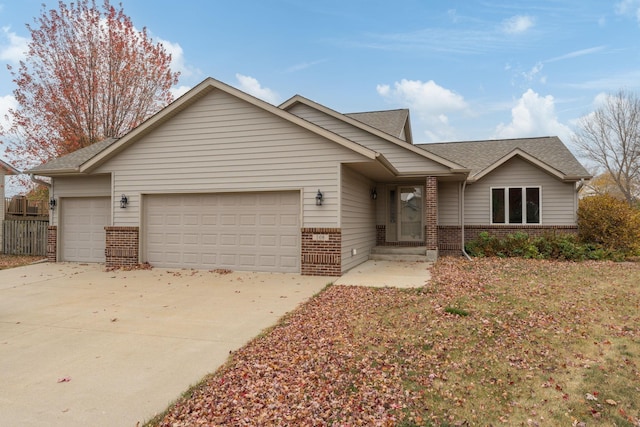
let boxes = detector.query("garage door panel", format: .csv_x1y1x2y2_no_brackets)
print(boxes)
61,197,110,263
144,192,300,272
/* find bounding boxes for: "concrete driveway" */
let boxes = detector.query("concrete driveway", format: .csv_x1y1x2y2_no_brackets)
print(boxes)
0,262,329,427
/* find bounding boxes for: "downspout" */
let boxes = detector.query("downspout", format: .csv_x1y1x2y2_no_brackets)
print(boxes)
461,180,472,261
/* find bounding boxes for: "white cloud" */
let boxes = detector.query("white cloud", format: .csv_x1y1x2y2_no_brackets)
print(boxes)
235,74,280,104
615,0,640,23
0,27,28,63
154,37,200,79
170,85,191,100
0,93,17,131
522,62,544,82
494,89,572,142
501,15,535,34
377,78,468,141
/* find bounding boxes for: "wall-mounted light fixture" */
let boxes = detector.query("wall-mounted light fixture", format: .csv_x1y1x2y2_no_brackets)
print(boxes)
370,188,377,200
120,194,128,209
315,189,324,206
49,198,56,210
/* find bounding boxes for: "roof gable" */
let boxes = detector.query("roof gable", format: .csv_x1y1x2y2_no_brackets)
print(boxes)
345,109,412,141
418,136,591,182
280,95,466,172
29,78,392,176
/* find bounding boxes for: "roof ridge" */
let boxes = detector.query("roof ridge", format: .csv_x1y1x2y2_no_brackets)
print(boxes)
416,136,556,146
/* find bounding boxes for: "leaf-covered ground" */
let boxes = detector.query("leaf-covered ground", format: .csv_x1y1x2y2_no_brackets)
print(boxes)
0,254,45,270
148,258,640,426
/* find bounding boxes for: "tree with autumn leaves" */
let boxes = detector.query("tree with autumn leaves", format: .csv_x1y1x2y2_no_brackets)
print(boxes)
1,0,179,171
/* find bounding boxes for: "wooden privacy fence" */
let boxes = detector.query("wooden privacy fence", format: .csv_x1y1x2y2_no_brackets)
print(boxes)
2,220,48,256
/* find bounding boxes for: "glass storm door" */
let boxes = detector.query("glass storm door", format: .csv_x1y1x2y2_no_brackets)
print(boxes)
398,186,423,241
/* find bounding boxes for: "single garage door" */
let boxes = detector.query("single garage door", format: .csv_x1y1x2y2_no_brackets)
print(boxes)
144,192,300,272
61,197,110,262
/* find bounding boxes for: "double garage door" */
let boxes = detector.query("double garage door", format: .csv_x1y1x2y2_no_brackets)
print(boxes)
144,192,300,272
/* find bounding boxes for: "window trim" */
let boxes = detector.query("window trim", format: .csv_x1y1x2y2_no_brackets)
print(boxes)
490,186,542,225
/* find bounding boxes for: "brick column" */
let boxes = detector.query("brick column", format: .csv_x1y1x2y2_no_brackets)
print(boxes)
301,228,341,276
375,225,386,245
47,226,57,262
105,226,139,268
425,176,438,260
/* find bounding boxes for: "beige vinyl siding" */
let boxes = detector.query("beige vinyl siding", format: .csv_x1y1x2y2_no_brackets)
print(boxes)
288,104,449,174
464,157,578,225
51,175,111,226
95,89,370,228
340,165,376,273
438,181,460,225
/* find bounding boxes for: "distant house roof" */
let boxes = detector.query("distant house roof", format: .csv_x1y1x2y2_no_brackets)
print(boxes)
0,159,20,175
418,137,592,182
28,138,120,175
345,109,411,141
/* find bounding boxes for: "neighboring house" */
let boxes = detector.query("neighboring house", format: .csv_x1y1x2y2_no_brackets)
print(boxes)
28,77,591,275
1,159,21,252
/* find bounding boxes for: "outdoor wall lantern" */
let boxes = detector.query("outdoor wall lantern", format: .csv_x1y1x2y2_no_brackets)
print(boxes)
315,189,324,206
49,198,56,210
120,194,128,209
370,188,378,200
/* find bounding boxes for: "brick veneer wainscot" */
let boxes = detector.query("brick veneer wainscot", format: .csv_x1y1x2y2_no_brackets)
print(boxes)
301,228,341,276
47,226,57,262
438,225,579,255
105,226,139,268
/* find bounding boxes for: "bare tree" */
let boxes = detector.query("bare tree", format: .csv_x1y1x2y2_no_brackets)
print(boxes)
573,90,640,206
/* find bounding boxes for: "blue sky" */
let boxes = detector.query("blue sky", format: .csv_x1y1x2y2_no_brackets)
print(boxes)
1,0,640,154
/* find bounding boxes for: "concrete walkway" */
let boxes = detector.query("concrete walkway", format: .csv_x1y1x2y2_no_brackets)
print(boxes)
0,263,329,427
334,259,432,288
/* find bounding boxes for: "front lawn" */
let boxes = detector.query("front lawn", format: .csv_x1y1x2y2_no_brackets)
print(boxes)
147,258,640,426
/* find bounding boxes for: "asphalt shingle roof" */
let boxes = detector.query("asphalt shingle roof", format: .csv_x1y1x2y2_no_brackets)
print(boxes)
346,109,409,140
28,138,119,174
417,136,591,180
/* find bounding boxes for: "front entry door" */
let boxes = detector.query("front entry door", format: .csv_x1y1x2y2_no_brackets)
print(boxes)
398,186,423,241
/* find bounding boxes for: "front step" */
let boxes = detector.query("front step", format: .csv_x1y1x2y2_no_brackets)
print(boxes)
369,246,430,262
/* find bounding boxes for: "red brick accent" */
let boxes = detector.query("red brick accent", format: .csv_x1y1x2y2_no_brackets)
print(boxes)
378,240,426,247
438,225,462,256
425,177,438,251
438,225,579,255
105,226,139,268
376,225,386,245
301,228,341,276
47,226,57,262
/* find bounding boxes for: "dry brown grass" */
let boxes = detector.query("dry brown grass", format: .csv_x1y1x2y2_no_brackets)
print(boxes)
148,258,640,426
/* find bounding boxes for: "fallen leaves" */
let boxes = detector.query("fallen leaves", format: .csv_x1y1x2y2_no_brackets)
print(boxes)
149,258,640,426
0,254,45,270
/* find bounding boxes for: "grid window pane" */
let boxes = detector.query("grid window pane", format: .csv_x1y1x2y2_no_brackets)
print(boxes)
492,188,505,223
508,188,523,223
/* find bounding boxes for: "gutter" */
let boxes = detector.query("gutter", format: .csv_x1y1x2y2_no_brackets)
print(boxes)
30,174,51,189
460,180,472,261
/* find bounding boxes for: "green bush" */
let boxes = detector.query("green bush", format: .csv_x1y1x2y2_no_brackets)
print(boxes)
577,194,640,256
465,231,621,261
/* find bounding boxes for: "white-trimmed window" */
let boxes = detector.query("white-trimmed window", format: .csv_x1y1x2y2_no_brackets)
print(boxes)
491,187,541,224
